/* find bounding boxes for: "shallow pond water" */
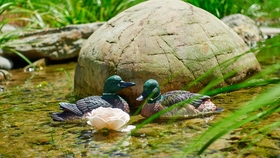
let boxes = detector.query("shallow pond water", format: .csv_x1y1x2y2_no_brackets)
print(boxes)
0,62,278,158
1,36,280,157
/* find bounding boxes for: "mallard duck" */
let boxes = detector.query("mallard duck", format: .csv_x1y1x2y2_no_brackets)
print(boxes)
51,75,135,121
136,79,222,118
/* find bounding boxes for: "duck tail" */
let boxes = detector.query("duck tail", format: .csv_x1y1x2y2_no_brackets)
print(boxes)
51,111,80,121
190,95,210,107
59,102,84,116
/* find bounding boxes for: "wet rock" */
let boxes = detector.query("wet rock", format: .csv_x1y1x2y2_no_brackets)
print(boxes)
0,68,12,92
23,58,47,72
74,0,261,106
0,22,105,68
221,14,263,47
0,85,4,92
0,56,13,69
256,137,279,150
0,69,12,81
0,23,18,33
0,24,16,70
259,27,280,38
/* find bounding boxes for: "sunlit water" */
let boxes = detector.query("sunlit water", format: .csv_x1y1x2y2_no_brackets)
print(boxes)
1,35,280,157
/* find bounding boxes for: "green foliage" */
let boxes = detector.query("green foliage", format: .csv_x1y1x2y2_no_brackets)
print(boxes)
79,0,144,22
0,1,13,15
180,36,280,155
184,0,241,18
1,0,145,29
184,0,280,21
182,83,280,155
131,35,280,156
0,29,34,67
50,130,55,146
1,0,279,29
245,0,280,20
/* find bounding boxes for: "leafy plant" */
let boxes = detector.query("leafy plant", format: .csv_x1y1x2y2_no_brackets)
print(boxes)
0,1,13,15
129,34,280,156
245,0,280,21
181,36,280,156
1,0,145,29
182,83,280,156
184,0,242,18
0,29,34,67
50,130,55,146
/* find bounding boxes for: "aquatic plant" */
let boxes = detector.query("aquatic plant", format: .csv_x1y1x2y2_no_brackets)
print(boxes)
182,82,280,155
128,34,280,156
50,131,55,146
55,68,73,89
184,36,280,156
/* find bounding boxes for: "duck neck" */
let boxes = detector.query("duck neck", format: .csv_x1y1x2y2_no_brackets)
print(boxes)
102,93,116,95
102,93,118,99
148,93,162,103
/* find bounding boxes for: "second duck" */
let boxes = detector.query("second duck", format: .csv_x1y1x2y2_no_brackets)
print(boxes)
136,79,222,118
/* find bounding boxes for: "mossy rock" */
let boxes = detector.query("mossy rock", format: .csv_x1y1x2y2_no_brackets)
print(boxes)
74,0,261,106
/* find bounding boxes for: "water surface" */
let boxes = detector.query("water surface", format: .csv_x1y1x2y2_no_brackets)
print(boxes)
0,39,280,157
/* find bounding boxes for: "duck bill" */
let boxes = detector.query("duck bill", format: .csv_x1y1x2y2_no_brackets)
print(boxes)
136,95,144,101
136,91,149,101
119,81,136,88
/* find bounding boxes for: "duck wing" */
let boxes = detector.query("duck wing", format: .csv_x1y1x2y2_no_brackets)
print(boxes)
59,96,112,116
51,111,81,121
75,96,113,113
59,102,84,116
104,96,130,113
161,90,210,107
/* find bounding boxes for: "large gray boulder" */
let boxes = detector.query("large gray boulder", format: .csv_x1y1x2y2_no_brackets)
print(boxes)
74,0,261,106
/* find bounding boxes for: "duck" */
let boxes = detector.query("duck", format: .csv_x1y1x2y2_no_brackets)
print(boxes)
136,79,222,118
51,75,135,121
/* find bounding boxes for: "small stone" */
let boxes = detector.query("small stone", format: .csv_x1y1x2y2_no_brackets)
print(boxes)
221,14,263,47
0,56,13,70
0,85,4,92
0,69,12,81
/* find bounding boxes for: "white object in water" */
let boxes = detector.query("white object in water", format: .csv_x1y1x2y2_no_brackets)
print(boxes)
86,107,130,130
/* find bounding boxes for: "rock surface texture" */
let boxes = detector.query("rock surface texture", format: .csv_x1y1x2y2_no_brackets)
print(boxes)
0,56,13,69
74,0,261,106
0,22,105,68
221,14,263,47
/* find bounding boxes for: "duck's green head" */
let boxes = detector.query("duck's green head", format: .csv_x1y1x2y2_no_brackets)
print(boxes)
103,75,135,95
136,79,161,103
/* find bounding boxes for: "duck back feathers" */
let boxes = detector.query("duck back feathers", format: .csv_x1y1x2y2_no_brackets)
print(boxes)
161,90,210,107
60,96,113,116
103,96,130,113
51,96,113,121
137,79,222,118
140,90,212,118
